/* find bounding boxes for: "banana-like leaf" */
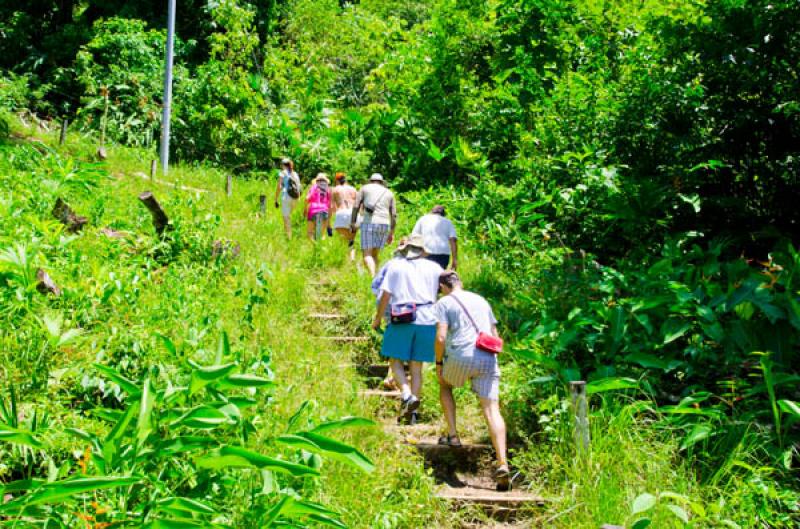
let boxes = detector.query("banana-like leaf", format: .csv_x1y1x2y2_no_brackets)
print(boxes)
310,417,375,434
156,496,217,515
189,363,237,395
586,377,639,394
145,519,214,529
93,363,141,397
216,374,274,390
0,424,43,449
0,476,140,514
158,436,219,456
195,446,319,477
172,406,233,430
280,432,375,473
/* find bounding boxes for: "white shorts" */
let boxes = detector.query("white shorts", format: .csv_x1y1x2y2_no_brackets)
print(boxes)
333,209,361,229
281,192,297,218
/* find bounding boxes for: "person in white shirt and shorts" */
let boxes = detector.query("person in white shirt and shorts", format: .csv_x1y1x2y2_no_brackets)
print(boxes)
412,205,458,270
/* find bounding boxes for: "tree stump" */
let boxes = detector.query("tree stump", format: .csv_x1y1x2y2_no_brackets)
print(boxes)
52,198,88,233
36,269,61,296
138,191,170,235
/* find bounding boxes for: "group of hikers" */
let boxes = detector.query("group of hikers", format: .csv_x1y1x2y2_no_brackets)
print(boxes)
275,158,510,491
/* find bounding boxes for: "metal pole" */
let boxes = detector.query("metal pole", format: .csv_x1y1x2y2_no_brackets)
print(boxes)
159,0,177,175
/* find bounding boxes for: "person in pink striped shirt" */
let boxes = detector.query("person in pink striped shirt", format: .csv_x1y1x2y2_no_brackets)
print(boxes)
305,173,332,240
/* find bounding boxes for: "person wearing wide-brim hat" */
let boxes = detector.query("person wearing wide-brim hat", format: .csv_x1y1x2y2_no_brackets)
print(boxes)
372,233,444,422
351,173,397,276
305,173,331,240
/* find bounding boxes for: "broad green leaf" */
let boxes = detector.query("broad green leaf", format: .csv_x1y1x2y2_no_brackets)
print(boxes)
93,363,141,397
632,493,657,515
156,333,177,357
195,446,320,477
680,423,713,450
310,417,375,434
293,432,375,473
217,374,274,390
0,476,139,513
156,497,216,515
666,504,689,523
662,320,690,345
0,478,45,495
145,519,212,529
189,363,237,395
585,377,638,394
136,377,155,447
0,424,43,449
624,352,680,371
172,406,233,430
778,399,800,418
632,518,652,529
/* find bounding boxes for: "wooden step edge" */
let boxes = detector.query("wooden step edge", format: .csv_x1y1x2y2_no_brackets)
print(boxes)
359,389,402,399
309,312,344,319
436,486,545,507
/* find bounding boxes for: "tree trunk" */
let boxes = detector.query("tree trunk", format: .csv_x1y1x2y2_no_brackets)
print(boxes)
138,191,170,236
52,198,88,233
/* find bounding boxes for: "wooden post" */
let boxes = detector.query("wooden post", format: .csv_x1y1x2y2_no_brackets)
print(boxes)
52,198,88,233
138,191,170,236
96,146,107,160
259,195,266,214
226,174,233,197
150,160,157,180
570,381,590,455
36,269,61,296
59,120,68,145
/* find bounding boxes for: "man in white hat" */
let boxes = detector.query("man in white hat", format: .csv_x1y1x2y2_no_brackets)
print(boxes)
372,233,444,422
351,173,396,276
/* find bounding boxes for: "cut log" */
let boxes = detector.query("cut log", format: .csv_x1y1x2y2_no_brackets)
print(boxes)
36,269,61,296
212,239,241,260
138,191,170,235
52,198,88,233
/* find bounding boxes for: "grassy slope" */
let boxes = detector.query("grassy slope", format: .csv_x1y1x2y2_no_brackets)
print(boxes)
2,118,756,529
0,120,448,528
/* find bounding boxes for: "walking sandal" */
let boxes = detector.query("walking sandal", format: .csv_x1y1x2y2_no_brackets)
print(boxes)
437,435,462,447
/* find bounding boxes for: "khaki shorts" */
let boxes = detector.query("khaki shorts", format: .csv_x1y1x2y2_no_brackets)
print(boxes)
442,351,500,400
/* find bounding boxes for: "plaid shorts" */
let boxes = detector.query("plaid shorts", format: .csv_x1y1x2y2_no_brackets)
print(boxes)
442,351,500,400
361,223,390,250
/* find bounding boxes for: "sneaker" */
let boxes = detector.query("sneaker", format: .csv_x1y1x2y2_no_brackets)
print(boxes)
399,394,420,419
494,465,511,492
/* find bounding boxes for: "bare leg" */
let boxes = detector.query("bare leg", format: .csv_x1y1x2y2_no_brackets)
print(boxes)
306,220,315,240
282,215,292,239
439,382,458,437
408,361,423,398
480,398,508,466
363,248,378,276
390,359,410,397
